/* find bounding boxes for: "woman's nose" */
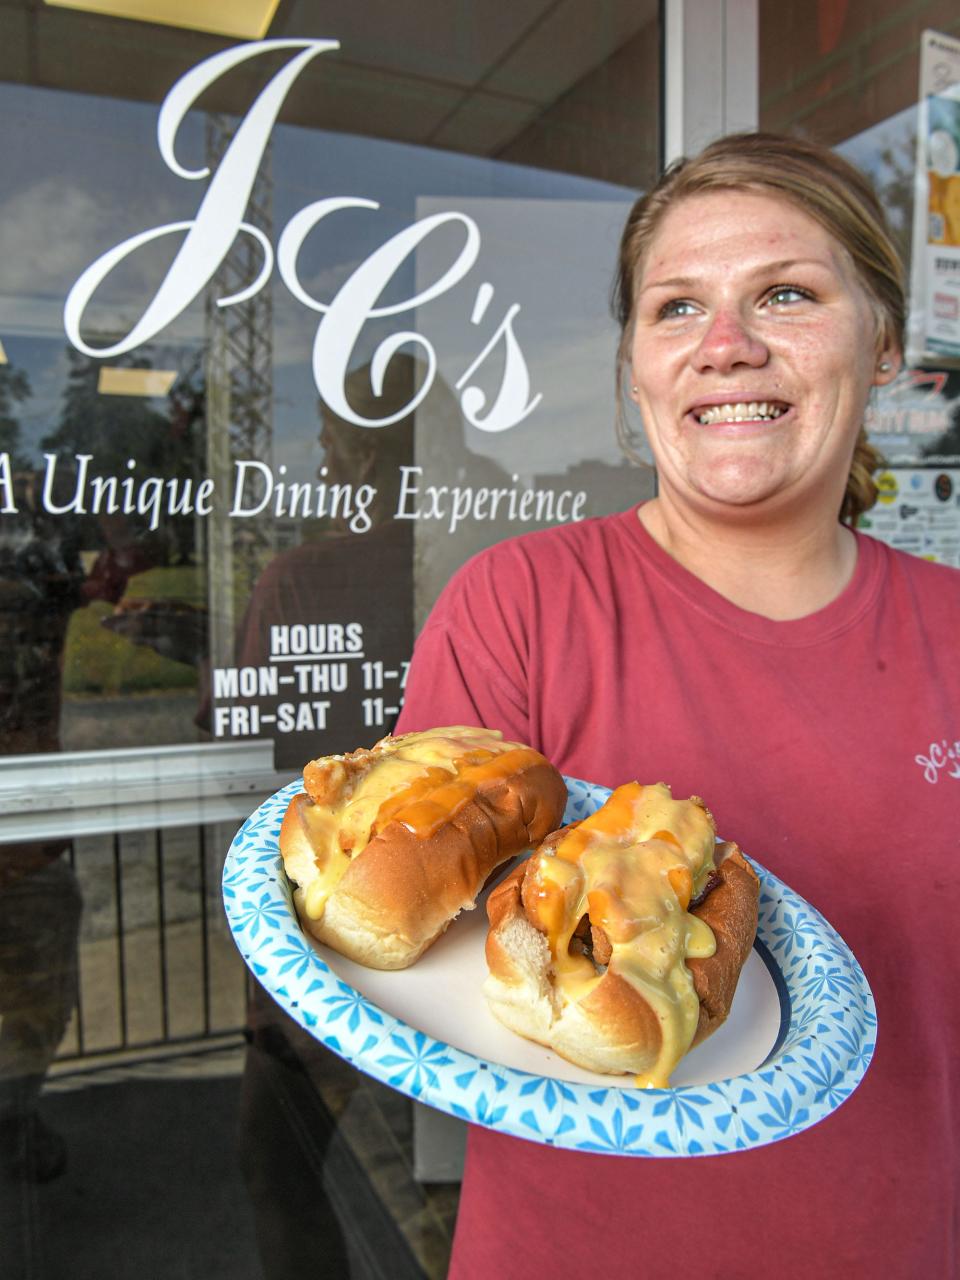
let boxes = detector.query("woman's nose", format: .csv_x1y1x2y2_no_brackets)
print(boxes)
693,308,768,372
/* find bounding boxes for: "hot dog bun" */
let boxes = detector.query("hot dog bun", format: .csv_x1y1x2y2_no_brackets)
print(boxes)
483,781,759,1085
280,726,568,970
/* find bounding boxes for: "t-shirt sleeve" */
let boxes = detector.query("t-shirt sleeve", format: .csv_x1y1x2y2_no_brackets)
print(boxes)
395,548,533,744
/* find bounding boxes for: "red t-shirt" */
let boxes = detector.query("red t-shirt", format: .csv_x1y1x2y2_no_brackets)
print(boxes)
396,506,960,1279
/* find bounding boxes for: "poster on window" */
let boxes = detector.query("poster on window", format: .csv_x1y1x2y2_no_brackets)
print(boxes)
908,30,960,365
856,467,960,567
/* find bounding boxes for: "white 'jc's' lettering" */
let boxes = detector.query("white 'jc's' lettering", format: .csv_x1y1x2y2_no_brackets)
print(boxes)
914,738,960,783
63,39,541,433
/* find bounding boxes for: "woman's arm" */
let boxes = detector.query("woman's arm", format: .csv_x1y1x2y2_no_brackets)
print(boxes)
395,618,531,743
394,551,533,743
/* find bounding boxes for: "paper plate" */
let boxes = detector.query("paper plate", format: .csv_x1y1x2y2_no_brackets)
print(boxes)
223,777,876,1156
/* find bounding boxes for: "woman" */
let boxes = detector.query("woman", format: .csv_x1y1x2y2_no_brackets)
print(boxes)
395,133,960,1278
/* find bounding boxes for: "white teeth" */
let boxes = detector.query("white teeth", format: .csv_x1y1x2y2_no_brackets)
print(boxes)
695,401,786,425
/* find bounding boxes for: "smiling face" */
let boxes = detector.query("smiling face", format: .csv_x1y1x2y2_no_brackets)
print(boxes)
629,189,900,524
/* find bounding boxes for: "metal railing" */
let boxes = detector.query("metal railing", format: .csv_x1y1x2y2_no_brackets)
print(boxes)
0,740,284,1071
58,822,251,1066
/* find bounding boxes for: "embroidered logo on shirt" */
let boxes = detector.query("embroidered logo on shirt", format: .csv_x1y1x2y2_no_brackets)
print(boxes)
915,738,960,783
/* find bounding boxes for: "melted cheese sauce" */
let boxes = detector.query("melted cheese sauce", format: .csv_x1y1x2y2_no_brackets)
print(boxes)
524,781,718,1087
296,726,543,919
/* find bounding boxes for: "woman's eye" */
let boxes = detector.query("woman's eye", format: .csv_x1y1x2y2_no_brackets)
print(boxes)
765,285,812,306
658,298,698,319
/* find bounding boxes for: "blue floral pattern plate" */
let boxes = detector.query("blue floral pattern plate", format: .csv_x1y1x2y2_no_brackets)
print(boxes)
223,776,876,1156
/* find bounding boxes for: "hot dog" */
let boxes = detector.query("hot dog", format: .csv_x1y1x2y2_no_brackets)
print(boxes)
483,781,759,1086
280,726,568,970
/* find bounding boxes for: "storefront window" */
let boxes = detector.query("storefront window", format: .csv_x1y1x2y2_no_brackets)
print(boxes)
1,8,660,764
0,4,660,1276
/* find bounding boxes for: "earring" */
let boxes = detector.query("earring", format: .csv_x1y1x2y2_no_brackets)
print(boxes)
879,361,891,372
631,384,638,393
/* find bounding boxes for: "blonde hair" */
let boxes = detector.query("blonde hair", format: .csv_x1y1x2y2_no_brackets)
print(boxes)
613,132,904,524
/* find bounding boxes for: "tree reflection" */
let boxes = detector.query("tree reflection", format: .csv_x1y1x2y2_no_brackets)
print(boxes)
0,362,31,471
